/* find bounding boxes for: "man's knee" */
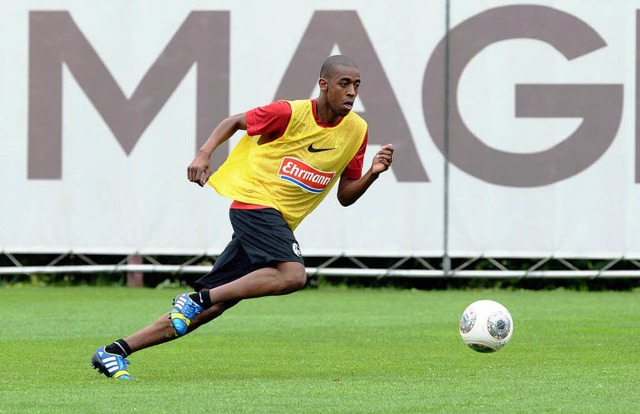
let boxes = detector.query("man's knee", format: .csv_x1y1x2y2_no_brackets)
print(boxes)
279,262,307,292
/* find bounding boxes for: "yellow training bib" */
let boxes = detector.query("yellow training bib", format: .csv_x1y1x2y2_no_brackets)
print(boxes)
209,100,367,230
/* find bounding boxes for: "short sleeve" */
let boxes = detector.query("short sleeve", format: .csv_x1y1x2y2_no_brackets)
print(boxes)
245,101,292,139
341,130,368,180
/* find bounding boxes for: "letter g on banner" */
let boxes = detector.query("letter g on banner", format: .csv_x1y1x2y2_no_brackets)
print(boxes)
423,5,623,187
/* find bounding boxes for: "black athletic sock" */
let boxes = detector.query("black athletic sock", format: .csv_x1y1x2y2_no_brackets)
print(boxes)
189,290,213,310
105,339,132,357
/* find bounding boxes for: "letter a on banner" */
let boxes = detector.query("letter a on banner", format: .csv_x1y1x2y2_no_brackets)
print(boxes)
274,10,428,183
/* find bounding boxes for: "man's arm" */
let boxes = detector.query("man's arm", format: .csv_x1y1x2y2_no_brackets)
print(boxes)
337,144,394,206
187,113,247,187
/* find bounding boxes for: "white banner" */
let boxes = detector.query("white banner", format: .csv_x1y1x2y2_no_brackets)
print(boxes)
1,0,639,258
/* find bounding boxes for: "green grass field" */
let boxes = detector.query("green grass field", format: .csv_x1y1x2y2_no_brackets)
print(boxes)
0,285,638,413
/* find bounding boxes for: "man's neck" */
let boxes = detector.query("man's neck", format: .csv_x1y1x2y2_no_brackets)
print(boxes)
314,97,340,125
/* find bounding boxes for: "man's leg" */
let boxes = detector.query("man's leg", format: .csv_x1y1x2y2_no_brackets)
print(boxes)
91,235,250,379
204,208,307,304
123,300,238,352
206,261,306,304
170,208,307,331
90,300,238,379
169,262,306,336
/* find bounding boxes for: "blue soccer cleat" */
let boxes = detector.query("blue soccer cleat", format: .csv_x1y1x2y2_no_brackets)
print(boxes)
170,293,203,336
90,346,133,379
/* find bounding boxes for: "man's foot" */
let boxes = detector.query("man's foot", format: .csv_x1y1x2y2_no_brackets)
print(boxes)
90,346,133,379
170,293,203,336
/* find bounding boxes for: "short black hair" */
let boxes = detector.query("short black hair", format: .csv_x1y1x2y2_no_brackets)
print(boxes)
320,55,358,80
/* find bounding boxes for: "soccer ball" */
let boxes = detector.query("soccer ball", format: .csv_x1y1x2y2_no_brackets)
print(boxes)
459,300,513,353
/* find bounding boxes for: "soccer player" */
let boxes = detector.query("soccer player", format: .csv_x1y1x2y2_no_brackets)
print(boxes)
90,55,394,379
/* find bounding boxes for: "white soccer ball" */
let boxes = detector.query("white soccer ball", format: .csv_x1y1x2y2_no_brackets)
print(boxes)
459,300,513,353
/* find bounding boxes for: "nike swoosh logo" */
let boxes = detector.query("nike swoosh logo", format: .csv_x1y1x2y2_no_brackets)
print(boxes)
308,144,335,153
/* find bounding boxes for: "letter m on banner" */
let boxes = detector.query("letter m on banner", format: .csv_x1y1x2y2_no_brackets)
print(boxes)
28,11,229,179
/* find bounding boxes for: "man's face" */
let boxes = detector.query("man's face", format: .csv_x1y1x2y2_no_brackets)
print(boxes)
324,65,360,116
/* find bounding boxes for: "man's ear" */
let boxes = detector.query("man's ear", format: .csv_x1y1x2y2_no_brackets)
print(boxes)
318,78,328,92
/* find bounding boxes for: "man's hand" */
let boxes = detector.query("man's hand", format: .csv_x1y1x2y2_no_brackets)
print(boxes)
186,112,248,187
371,143,394,175
337,143,395,206
187,150,213,187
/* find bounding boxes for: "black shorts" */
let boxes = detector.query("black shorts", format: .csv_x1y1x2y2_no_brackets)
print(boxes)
194,208,304,290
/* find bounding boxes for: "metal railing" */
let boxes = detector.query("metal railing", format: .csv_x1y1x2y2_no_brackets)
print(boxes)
2,252,640,279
